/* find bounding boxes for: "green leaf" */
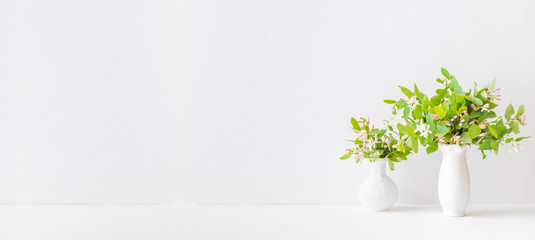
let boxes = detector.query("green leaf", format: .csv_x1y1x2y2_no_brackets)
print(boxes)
388,159,395,171
430,95,442,106
397,123,409,135
468,124,482,139
478,112,497,124
426,112,434,123
481,150,487,159
436,122,449,134
515,136,531,141
408,136,419,153
426,142,439,154
492,141,499,155
515,104,525,118
487,124,498,138
490,78,496,89
398,141,405,153
505,137,514,143
398,86,413,98
496,119,507,136
384,99,397,104
350,117,361,130
434,106,446,119
505,104,514,121
340,154,351,160
469,111,482,118
480,139,492,150
457,106,467,115
471,97,483,106
412,105,422,119
450,76,464,95
461,132,471,144
403,106,410,119
441,68,451,79
510,121,520,134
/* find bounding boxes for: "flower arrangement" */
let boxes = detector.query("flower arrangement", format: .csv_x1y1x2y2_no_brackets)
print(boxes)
339,117,413,170
384,68,530,158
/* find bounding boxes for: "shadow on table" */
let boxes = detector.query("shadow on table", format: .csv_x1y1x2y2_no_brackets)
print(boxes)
387,205,438,213
467,206,535,218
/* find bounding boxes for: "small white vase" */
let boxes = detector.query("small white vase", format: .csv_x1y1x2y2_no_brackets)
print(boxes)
438,144,470,217
359,159,398,211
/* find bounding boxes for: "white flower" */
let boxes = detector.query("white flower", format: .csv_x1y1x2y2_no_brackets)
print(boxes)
355,150,364,159
481,103,491,112
443,78,451,86
408,96,418,105
357,131,368,141
407,96,419,110
415,120,431,138
365,139,375,151
447,88,454,96
451,134,461,144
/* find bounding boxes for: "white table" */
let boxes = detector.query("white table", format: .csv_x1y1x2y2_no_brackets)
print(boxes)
1,204,534,240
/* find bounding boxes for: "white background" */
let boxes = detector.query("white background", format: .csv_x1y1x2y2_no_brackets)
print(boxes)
0,0,534,205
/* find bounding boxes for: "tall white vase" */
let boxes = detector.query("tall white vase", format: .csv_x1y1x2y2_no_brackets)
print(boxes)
438,144,470,217
359,159,398,211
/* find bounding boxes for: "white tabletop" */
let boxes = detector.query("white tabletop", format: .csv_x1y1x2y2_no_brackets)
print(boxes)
1,204,534,240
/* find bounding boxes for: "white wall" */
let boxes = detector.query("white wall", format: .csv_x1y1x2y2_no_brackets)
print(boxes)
1,0,534,205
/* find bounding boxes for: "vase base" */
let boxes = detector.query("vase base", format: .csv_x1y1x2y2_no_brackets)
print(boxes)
443,211,465,217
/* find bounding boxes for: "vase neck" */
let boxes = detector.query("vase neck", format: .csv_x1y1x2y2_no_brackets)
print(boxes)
370,159,387,178
439,144,469,157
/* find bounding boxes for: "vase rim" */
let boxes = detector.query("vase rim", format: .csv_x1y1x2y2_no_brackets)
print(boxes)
439,143,470,151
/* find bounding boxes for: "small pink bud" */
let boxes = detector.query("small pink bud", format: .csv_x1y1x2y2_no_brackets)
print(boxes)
432,114,439,120
469,119,477,125
444,121,451,126
478,132,488,137
479,124,487,129
371,124,374,130
495,88,501,91
464,111,468,115
365,121,369,127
